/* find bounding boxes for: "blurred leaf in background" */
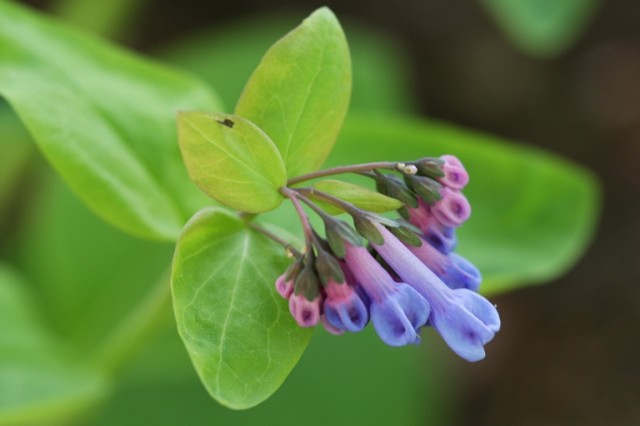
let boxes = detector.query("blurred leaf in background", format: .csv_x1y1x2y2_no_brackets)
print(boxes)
0,0,221,241
0,105,33,228
480,0,601,57
0,263,108,426
14,168,173,355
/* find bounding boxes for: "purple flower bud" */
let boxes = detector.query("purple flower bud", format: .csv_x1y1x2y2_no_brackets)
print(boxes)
373,225,500,362
275,273,294,299
289,293,322,327
407,238,481,292
323,279,369,332
431,188,471,228
321,314,345,335
344,244,430,346
407,200,457,254
439,155,469,190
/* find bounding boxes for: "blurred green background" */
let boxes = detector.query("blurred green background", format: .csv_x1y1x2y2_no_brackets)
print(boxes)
1,0,639,425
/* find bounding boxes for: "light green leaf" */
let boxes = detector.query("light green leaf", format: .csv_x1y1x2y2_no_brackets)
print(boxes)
235,7,351,178
171,208,312,409
480,0,601,57
177,112,286,213
161,13,413,114
327,114,599,294
309,179,403,215
0,263,107,425
0,1,221,241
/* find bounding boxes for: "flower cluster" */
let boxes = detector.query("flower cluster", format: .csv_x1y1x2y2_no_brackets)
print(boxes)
273,156,500,362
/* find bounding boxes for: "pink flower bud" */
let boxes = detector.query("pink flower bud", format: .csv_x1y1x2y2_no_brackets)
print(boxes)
432,188,471,228
275,274,294,299
439,155,469,190
289,293,322,327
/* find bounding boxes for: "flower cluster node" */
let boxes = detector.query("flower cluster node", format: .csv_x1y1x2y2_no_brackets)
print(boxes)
273,155,500,362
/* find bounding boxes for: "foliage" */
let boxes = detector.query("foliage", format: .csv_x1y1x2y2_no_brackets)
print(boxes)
0,1,600,423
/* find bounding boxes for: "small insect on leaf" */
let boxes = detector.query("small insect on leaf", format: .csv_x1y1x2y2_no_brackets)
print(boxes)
178,112,287,213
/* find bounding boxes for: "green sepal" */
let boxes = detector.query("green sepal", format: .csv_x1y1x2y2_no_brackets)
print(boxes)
315,249,345,285
284,256,304,282
398,206,410,220
353,216,384,245
404,175,443,205
388,225,423,247
413,157,445,179
375,173,418,208
324,218,362,258
294,260,321,301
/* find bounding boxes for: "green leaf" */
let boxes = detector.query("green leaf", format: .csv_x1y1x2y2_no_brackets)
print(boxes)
171,208,312,409
328,114,599,294
15,169,173,352
309,179,402,215
0,106,34,225
161,13,413,114
480,0,601,57
177,112,286,213
235,7,351,178
0,263,107,425
0,1,221,241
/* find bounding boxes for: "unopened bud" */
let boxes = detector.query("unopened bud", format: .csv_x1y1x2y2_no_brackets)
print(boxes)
289,293,322,327
404,174,443,205
413,157,445,178
375,173,418,208
275,274,294,299
439,155,469,190
431,188,471,227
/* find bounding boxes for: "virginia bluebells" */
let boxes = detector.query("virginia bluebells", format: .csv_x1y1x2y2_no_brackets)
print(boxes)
323,275,369,333
344,243,430,346
269,155,500,362
374,224,499,361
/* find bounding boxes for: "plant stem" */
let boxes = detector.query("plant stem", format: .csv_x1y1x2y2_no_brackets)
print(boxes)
296,187,364,217
280,187,313,249
249,222,302,257
91,265,172,374
291,190,335,221
287,161,399,185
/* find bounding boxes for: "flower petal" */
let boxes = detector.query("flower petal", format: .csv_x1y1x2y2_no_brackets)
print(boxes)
289,294,321,327
442,253,482,291
453,289,501,333
324,293,369,332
